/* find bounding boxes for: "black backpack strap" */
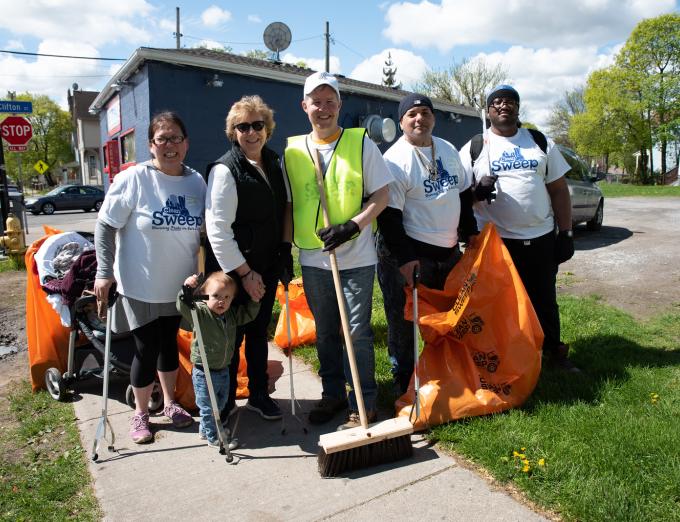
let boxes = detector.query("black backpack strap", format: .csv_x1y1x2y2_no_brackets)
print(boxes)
469,134,484,166
527,128,548,154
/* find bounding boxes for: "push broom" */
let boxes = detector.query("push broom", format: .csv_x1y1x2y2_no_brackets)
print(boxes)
312,149,413,477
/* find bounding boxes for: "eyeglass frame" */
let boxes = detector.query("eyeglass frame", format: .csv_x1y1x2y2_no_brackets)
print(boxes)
234,120,266,133
489,98,519,110
150,135,185,146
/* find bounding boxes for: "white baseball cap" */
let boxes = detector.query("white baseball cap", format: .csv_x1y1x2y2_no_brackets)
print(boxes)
303,71,340,99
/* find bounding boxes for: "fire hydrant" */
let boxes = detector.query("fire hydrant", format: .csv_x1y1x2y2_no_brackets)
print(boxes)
0,213,27,257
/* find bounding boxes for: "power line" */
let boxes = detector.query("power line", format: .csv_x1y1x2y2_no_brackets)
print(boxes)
0,73,110,78
0,49,125,61
181,33,322,47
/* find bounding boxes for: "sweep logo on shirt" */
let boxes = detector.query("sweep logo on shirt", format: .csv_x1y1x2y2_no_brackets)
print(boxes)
491,147,538,173
423,157,459,198
151,194,203,230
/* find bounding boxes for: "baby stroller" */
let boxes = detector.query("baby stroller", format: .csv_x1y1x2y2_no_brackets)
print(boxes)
43,291,163,412
27,229,162,411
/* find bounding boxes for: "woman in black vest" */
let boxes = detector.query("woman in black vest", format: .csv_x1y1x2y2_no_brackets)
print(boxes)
205,95,292,421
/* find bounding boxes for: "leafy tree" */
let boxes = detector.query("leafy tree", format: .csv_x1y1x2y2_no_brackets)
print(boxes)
546,86,585,147
617,13,680,179
1,93,72,188
414,57,508,107
382,52,401,89
244,49,271,61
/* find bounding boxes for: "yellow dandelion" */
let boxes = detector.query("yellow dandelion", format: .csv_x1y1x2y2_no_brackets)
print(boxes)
513,450,520,457
650,393,659,404
521,447,526,451
522,462,531,473
538,458,545,467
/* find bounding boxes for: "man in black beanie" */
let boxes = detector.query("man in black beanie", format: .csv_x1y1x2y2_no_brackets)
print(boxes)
377,92,479,395
459,84,580,372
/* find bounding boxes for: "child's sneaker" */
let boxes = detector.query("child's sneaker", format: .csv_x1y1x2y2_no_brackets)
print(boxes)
207,437,239,450
163,401,193,428
130,412,153,444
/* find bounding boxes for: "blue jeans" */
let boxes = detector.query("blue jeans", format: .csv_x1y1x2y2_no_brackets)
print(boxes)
192,365,229,443
301,265,377,411
377,235,461,394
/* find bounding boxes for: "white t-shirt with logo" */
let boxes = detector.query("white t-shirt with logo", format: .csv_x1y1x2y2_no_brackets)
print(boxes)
384,135,472,248
459,128,570,240
283,132,393,270
98,162,206,303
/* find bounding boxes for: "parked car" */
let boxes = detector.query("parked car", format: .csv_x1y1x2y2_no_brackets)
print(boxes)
558,146,605,230
25,185,105,215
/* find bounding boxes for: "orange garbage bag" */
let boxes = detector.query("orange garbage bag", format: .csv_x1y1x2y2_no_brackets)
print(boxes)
273,277,316,349
396,224,544,431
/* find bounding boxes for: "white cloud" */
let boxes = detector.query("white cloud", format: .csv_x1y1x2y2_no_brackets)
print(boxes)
479,45,619,128
0,0,154,47
383,0,676,50
6,40,25,51
282,53,342,74
201,5,232,27
248,15,262,23
191,40,227,51
159,18,176,33
350,49,428,90
0,40,110,109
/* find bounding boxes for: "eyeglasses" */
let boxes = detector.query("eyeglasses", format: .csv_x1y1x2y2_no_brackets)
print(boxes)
490,98,518,109
151,135,185,145
234,121,266,133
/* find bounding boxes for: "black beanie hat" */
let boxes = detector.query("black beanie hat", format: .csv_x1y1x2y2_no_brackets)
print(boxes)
486,84,520,108
398,93,434,121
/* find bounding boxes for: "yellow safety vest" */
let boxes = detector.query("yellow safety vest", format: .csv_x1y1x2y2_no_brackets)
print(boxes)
284,128,365,249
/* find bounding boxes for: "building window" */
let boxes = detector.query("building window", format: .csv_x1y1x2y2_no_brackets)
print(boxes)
88,155,97,179
120,130,136,165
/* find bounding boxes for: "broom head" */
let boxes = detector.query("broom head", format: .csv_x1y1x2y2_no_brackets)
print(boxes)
318,416,414,477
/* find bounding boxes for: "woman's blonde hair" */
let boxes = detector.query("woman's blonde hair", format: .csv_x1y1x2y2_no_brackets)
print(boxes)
225,95,276,142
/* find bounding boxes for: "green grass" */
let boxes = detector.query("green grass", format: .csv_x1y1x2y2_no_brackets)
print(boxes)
0,381,101,521
598,183,680,198
0,256,25,272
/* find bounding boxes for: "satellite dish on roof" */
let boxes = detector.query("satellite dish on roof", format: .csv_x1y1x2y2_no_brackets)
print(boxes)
263,22,291,61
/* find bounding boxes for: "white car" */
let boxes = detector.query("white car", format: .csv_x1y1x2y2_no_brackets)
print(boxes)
559,146,605,231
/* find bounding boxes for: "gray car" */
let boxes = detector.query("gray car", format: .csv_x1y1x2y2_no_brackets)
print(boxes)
559,146,605,230
25,184,105,215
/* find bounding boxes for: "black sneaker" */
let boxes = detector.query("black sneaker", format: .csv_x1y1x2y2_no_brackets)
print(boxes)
308,396,348,425
545,343,581,373
246,391,282,420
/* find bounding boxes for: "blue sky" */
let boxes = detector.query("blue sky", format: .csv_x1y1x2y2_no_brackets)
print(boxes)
0,0,678,126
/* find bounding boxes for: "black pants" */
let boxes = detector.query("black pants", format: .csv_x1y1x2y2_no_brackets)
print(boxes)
227,267,279,402
130,315,182,387
502,232,560,354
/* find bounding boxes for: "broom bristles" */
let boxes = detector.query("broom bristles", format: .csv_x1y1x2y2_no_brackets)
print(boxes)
318,434,413,477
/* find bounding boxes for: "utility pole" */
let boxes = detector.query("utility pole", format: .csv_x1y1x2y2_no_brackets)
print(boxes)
325,21,330,73
175,7,182,49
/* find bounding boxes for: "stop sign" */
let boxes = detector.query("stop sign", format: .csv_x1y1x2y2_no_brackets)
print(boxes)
1,116,33,146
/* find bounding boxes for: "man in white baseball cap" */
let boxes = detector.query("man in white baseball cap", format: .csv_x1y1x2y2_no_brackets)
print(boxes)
283,71,393,429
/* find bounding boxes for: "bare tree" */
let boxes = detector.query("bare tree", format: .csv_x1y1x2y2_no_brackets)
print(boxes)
413,57,508,107
546,86,585,147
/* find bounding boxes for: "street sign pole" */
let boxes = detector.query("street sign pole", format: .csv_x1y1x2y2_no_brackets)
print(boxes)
0,141,8,233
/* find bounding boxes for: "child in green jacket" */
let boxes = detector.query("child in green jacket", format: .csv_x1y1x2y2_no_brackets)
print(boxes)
177,271,259,447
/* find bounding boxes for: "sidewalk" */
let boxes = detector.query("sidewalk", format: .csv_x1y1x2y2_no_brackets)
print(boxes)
73,344,547,521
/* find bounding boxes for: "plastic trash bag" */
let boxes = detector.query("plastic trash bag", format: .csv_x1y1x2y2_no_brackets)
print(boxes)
396,224,543,431
273,278,316,349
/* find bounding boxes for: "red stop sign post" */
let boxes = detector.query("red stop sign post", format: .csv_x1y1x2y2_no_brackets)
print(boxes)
1,116,33,152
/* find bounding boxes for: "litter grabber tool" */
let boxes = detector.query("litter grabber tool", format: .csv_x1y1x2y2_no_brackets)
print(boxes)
281,281,307,435
92,286,118,462
312,148,413,477
181,282,238,464
409,266,421,424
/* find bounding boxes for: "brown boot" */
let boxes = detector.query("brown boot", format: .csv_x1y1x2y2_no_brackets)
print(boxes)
545,343,581,373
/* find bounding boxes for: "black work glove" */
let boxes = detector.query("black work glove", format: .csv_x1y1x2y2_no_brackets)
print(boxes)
555,230,574,264
317,220,359,252
474,175,498,203
278,242,294,286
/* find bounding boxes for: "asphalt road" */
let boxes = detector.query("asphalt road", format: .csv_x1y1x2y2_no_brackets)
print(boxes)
24,208,97,245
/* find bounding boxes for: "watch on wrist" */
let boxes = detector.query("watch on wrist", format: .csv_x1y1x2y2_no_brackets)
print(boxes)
560,230,573,238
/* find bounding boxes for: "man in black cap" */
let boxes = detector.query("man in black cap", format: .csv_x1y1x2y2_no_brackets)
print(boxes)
459,84,579,372
377,92,479,396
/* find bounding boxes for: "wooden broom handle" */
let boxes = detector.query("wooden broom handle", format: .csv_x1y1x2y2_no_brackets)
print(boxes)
312,148,368,429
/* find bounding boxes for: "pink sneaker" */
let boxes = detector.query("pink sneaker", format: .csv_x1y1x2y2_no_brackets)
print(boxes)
130,412,153,444
163,401,193,428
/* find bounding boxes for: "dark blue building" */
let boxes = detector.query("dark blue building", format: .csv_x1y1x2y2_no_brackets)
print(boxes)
89,47,481,186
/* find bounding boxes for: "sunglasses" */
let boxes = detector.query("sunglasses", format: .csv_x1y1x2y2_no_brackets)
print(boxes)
234,121,266,133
